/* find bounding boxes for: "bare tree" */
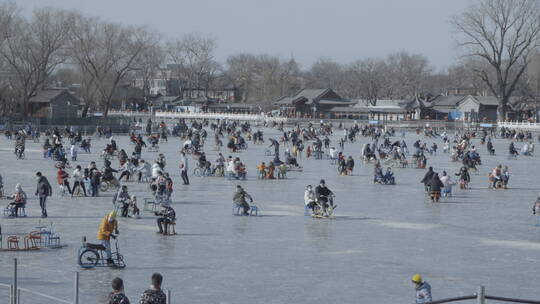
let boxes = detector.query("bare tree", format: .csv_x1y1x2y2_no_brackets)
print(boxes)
253,55,300,104
0,7,70,116
446,58,491,95
527,51,540,98
226,54,300,106
347,58,388,105
133,40,164,102
386,51,431,99
166,34,218,98
0,2,16,43
0,2,17,115
453,0,540,120
306,58,346,93
69,14,158,116
226,53,257,102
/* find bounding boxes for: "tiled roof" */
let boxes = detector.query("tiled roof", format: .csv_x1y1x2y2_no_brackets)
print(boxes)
29,89,68,103
427,95,466,107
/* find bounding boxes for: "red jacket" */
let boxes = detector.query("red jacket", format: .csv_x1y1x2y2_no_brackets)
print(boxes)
57,169,69,185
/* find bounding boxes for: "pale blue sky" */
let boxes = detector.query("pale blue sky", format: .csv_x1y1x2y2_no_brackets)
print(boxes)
17,0,473,70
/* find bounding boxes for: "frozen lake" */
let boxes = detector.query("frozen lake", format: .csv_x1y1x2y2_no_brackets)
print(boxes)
0,127,539,304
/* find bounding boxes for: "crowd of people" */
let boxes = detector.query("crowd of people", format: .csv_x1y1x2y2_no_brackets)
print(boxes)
2,119,539,304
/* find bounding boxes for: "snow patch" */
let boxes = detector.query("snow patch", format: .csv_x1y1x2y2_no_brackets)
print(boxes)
482,239,540,250
323,249,363,255
377,221,440,230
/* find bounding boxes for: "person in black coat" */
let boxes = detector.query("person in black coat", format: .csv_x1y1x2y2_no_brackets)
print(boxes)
428,173,444,202
420,167,434,192
35,172,52,218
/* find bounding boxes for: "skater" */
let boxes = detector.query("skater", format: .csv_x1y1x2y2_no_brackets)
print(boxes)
269,138,280,157
90,166,101,197
113,186,137,217
35,172,52,218
179,152,189,185
102,161,119,190
455,166,471,189
5,184,27,217
136,159,151,182
139,273,167,304
412,274,432,304
315,179,335,212
72,165,87,196
70,144,78,161
509,142,519,158
420,167,434,193
155,205,176,234
428,173,443,202
304,185,317,214
382,167,395,185
346,156,355,175
533,197,540,226
440,171,454,197
107,277,130,304
118,160,133,182
57,166,72,195
97,211,119,266
233,185,253,215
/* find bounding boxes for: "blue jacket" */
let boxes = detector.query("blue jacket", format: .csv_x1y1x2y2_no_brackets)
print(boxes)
416,282,432,304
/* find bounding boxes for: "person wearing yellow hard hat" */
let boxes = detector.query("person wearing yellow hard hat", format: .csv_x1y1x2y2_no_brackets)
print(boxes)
97,211,119,265
412,274,432,304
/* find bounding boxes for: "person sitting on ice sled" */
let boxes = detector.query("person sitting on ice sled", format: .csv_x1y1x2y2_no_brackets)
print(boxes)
233,185,253,215
315,179,335,213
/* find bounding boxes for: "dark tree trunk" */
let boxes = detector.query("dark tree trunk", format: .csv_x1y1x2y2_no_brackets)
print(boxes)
497,102,506,122
81,105,89,118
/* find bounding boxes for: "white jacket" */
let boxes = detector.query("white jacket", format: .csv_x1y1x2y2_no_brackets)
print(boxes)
440,175,453,188
151,163,161,178
227,160,236,173
119,162,133,173
329,148,337,158
70,145,78,156
137,162,151,176
179,156,188,172
72,168,83,182
304,189,316,205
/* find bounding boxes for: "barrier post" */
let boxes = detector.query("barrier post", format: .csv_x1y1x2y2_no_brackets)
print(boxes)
166,289,171,304
12,258,17,304
477,286,485,304
74,272,79,304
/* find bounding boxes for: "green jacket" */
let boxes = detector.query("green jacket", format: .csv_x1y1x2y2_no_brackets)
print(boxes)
233,190,252,204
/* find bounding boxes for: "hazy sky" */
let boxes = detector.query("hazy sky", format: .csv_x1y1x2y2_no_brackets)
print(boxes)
18,0,473,70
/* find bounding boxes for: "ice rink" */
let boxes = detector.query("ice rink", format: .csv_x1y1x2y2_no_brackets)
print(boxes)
0,127,539,303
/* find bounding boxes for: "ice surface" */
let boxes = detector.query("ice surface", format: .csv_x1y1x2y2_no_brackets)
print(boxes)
0,128,539,303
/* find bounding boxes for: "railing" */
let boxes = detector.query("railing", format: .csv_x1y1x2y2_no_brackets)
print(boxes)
155,111,287,123
497,121,540,130
108,110,152,117
108,110,289,123
427,286,540,304
0,282,13,304
3,258,75,304
2,258,174,304
17,287,72,304
4,257,538,303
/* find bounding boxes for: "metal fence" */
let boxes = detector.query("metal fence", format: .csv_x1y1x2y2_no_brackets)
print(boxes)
4,258,173,304
427,286,540,304
3,259,539,304
0,116,134,133
498,121,540,130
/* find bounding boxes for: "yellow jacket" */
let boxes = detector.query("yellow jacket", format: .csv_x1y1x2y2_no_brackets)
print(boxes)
97,215,118,240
